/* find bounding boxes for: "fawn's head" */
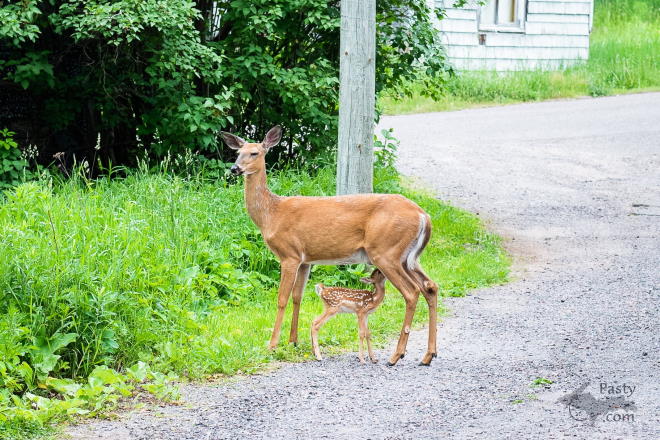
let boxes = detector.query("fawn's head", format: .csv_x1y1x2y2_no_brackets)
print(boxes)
221,126,282,176
360,268,386,288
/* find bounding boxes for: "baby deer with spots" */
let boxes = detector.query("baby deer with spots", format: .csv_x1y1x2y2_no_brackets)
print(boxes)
311,269,387,363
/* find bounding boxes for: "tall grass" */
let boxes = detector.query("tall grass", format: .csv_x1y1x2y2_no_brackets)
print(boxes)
0,166,507,377
0,163,509,437
587,0,660,92
380,0,660,114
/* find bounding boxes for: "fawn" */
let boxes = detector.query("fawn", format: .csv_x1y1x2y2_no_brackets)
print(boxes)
311,269,387,363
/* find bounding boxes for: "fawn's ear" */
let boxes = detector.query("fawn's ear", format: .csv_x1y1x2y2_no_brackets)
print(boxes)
220,132,246,150
262,126,282,151
360,277,374,285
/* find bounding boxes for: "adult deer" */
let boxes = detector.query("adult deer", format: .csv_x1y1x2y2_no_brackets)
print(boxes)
221,126,439,366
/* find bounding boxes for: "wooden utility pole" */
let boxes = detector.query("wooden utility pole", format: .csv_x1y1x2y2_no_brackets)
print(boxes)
336,0,376,195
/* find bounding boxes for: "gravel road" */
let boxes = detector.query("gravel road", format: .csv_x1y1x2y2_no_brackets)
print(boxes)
66,93,659,440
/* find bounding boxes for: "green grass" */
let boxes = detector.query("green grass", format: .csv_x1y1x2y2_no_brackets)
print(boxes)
0,164,508,437
380,0,660,115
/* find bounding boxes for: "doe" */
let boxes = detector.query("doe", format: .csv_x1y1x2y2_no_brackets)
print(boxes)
222,126,439,366
311,269,387,363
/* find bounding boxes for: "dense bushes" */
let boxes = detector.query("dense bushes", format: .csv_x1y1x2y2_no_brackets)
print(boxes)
0,0,450,167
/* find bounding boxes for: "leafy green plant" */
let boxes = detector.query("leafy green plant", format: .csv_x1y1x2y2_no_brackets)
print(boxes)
0,129,36,190
0,308,33,394
531,377,554,388
374,128,400,171
0,361,179,432
29,333,78,385
0,0,41,46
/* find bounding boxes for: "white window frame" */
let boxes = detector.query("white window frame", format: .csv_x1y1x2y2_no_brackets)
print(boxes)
478,0,527,33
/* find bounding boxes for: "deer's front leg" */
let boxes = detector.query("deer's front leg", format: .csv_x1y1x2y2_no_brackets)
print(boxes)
288,264,311,346
269,260,300,350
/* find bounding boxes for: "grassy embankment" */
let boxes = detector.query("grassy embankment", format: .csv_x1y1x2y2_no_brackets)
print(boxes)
380,0,660,114
0,163,509,438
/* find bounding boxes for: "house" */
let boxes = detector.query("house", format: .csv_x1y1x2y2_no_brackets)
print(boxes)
434,0,594,70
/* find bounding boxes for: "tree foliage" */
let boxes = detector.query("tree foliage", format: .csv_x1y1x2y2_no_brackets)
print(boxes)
0,0,450,165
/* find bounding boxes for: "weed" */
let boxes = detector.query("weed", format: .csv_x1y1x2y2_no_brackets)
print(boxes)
531,377,554,388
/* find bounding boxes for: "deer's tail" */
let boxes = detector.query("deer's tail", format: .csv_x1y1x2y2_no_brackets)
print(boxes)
405,213,438,296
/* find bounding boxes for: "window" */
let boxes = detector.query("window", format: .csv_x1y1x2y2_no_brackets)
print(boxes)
479,0,526,31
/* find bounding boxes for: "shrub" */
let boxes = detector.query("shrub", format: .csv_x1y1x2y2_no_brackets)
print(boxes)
0,128,38,189
0,1,450,165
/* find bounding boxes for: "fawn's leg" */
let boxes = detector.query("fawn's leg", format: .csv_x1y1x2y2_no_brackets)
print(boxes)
288,264,310,346
310,308,336,360
269,260,300,350
363,314,377,363
357,312,366,364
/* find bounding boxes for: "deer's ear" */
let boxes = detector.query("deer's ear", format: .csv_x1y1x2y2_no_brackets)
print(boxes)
262,126,282,150
360,277,373,285
220,132,246,150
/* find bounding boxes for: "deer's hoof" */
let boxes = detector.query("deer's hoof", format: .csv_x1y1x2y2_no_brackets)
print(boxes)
419,352,437,366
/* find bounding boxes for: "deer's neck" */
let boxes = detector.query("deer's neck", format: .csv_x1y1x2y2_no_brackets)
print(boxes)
244,168,278,230
373,286,386,305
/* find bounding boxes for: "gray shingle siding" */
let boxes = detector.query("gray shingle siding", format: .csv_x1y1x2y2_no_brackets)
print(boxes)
435,0,593,70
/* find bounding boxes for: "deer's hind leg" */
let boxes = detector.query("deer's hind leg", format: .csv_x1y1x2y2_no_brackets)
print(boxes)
361,313,377,363
310,307,336,361
418,274,438,366
371,256,420,366
406,261,439,366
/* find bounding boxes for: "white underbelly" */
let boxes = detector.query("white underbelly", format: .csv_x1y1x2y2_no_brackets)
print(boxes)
307,249,371,265
339,305,357,313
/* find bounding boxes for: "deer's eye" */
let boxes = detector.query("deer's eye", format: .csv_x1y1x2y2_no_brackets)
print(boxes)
250,152,258,156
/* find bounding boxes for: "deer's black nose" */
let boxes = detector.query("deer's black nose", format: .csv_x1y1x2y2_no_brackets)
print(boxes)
230,165,241,175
